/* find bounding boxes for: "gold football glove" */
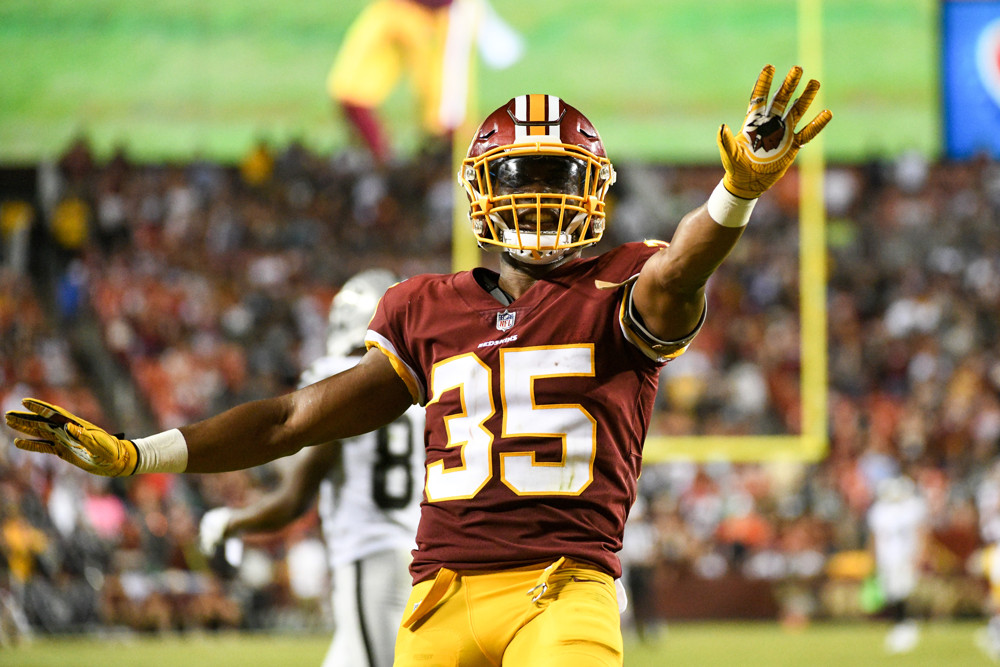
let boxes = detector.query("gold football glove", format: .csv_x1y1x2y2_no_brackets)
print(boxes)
718,64,833,199
5,398,138,477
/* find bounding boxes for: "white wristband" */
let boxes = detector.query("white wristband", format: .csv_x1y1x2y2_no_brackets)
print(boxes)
133,428,189,473
707,180,757,228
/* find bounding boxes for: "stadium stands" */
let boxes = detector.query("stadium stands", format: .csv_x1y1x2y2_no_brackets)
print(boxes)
1,140,997,637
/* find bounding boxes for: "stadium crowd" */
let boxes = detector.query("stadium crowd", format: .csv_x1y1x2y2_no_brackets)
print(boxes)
1,135,998,642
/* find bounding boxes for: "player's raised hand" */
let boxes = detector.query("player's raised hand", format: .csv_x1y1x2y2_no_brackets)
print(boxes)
718,64,832,199
5,398,138,477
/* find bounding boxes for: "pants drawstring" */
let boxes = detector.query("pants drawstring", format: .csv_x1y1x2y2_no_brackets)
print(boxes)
402,567,457,630
526,557,566,605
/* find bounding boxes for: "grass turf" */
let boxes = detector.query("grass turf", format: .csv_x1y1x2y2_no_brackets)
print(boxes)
2,621,992,667
0,0,937,164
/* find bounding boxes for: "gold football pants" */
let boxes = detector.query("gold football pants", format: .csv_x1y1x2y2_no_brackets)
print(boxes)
394,557,624,667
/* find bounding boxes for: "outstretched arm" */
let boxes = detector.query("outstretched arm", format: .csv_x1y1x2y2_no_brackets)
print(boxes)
6,347,413,476
632,64,832,343
199,440,341,555
632,204,744,342
181,348,410,472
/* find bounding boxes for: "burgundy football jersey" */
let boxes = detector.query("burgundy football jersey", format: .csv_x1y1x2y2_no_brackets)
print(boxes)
366,241,672,582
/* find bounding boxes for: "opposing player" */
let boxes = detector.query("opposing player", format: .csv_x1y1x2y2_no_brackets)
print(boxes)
867,475,928,654
199,269,423,667
6,65,831,665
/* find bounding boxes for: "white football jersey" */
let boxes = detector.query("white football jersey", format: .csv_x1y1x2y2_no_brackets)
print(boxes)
868,495,927,566
299,355,424,569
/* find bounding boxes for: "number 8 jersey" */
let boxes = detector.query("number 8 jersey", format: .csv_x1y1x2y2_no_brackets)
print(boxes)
365,242,697,584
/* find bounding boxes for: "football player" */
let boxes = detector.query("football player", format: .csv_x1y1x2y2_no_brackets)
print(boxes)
198,269,423,667
328,0,524,164
327,0,454,164
867,475,928,654
7,65,831,666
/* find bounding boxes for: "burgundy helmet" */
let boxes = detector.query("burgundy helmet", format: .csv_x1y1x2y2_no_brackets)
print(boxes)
458,94,616,264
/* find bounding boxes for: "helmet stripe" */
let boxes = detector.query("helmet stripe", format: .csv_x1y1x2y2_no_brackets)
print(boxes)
528,93,547,136
513,94,562,144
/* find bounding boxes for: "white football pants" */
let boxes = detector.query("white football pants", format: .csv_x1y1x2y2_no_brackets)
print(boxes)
322,547,413,667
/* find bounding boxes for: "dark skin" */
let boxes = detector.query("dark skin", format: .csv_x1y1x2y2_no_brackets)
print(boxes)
182,346,410,472
222,440,342,536
180,199,741,473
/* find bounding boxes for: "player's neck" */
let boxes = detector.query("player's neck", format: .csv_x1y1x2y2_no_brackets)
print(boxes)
497,251,580,299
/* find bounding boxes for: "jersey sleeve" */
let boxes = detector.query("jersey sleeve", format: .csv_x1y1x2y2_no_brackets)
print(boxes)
617,274,705,363
603,241,706,364
364,281,426,405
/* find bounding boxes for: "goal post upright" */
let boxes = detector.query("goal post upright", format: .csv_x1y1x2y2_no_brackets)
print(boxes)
645,0,829,463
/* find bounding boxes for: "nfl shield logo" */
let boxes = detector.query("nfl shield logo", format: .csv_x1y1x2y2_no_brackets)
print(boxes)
496,310,516,332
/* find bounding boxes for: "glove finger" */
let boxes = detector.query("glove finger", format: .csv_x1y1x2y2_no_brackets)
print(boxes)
14,438,88,469
65,422,91,444
5,411,61,439
794,109,833,146
64,423,111,459
717,123,739,161
22,397,96,430
21,397,62,418
768,66,803,117
13,437,59,455
746,65,775,115
786,79,820,126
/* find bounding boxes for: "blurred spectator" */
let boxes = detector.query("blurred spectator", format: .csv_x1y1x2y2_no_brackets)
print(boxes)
2,141,1000,636
58,134,96,190
49,195,90,259
0,200,33,275
240,138,274,188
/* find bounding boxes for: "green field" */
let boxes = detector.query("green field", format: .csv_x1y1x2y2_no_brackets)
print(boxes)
2,622,994,667
0,0,938,164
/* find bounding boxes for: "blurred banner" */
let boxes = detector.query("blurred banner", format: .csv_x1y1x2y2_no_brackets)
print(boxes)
942,0,1000,158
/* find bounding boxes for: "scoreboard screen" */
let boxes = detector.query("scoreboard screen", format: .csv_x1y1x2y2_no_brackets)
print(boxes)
942,0,1000,158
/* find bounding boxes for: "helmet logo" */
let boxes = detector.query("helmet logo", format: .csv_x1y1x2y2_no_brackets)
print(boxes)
496,310,516,332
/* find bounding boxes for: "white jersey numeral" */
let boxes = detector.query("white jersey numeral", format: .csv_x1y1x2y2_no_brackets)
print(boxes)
425,354,495,501
425,346,596,502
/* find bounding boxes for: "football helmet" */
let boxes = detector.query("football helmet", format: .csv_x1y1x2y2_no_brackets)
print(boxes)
459,94,616,265
326,269,398,358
